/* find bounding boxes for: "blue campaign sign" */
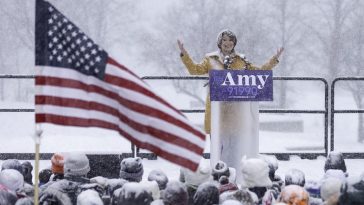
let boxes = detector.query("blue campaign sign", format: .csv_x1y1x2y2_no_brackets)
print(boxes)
209,70,273,101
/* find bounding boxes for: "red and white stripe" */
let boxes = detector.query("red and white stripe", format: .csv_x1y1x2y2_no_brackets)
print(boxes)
35,57,206,171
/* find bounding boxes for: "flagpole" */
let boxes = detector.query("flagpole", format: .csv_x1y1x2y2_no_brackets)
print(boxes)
33,127,42,205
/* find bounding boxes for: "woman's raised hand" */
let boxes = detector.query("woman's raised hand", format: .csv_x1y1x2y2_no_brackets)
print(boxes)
275,47,284,59
177,39,187,56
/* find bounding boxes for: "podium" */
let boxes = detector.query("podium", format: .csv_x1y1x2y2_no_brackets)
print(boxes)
209,70,272,183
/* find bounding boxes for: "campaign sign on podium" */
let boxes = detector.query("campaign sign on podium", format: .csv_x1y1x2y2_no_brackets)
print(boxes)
209,70,273,101
209,69,273,183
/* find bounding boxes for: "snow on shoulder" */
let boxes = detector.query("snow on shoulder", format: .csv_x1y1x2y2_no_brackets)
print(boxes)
119,182,154,204
77,189,103,205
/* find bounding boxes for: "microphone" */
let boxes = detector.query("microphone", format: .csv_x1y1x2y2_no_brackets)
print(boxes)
224,55,231,69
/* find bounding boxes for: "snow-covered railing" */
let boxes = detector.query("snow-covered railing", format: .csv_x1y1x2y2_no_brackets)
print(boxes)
142,76,329,160
331,77,364,159
7,75,364,160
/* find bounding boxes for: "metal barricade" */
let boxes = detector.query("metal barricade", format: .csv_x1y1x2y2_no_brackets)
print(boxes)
141,76,329,160
331,77,364,158
0,75,329,160
0,74,135,160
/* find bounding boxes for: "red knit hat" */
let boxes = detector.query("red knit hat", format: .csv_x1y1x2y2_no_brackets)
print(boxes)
51,153,64,174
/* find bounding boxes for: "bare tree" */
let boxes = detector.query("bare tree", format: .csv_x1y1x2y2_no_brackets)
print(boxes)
303,0,359,83
267,0,309,108
233,0,272,62
342,1,364,142
0,1,35,101
48,0,138,51
136,0,236,107
0,0,138,102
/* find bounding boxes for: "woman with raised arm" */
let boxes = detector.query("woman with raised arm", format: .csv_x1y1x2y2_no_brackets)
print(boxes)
178,29,283,183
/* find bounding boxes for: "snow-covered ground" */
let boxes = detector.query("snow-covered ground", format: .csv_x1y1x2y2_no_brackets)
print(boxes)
0,80,364,183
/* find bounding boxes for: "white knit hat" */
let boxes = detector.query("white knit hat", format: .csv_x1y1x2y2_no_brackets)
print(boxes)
64,153,90,177
0,169,24,192
240,158,272,188
181,160,211,187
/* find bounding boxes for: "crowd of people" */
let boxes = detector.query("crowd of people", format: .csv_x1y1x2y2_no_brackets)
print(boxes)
0,151,363,205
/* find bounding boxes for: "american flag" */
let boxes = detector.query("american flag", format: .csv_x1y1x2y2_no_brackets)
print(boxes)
35,0,205,171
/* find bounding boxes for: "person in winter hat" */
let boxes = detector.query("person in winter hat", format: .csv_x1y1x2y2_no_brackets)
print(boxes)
1,159,23,174
179,160,211,205
0,189,18,205
77,189,103,205
311,169,346,204
38,153,65,191
118,182,154,205
148,169,169,190
240,157,272,204
162,180,188,205
218,176,238,194
51,153,65,181
278,184,309,205
260,155,283,187
39,168,52,187
212,161,230,181
63,152,90,178
285,168,305,187
0,169,24,192
40,152,91,205
119,157,144,182
241,158,272,189
21,161,33,185
192,181,219,205
324,152,347,174
320,177,342,205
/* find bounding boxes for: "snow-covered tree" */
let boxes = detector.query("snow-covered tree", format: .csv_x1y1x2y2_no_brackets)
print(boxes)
342,1,364,143
302,0,359,82
266,0,309,108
